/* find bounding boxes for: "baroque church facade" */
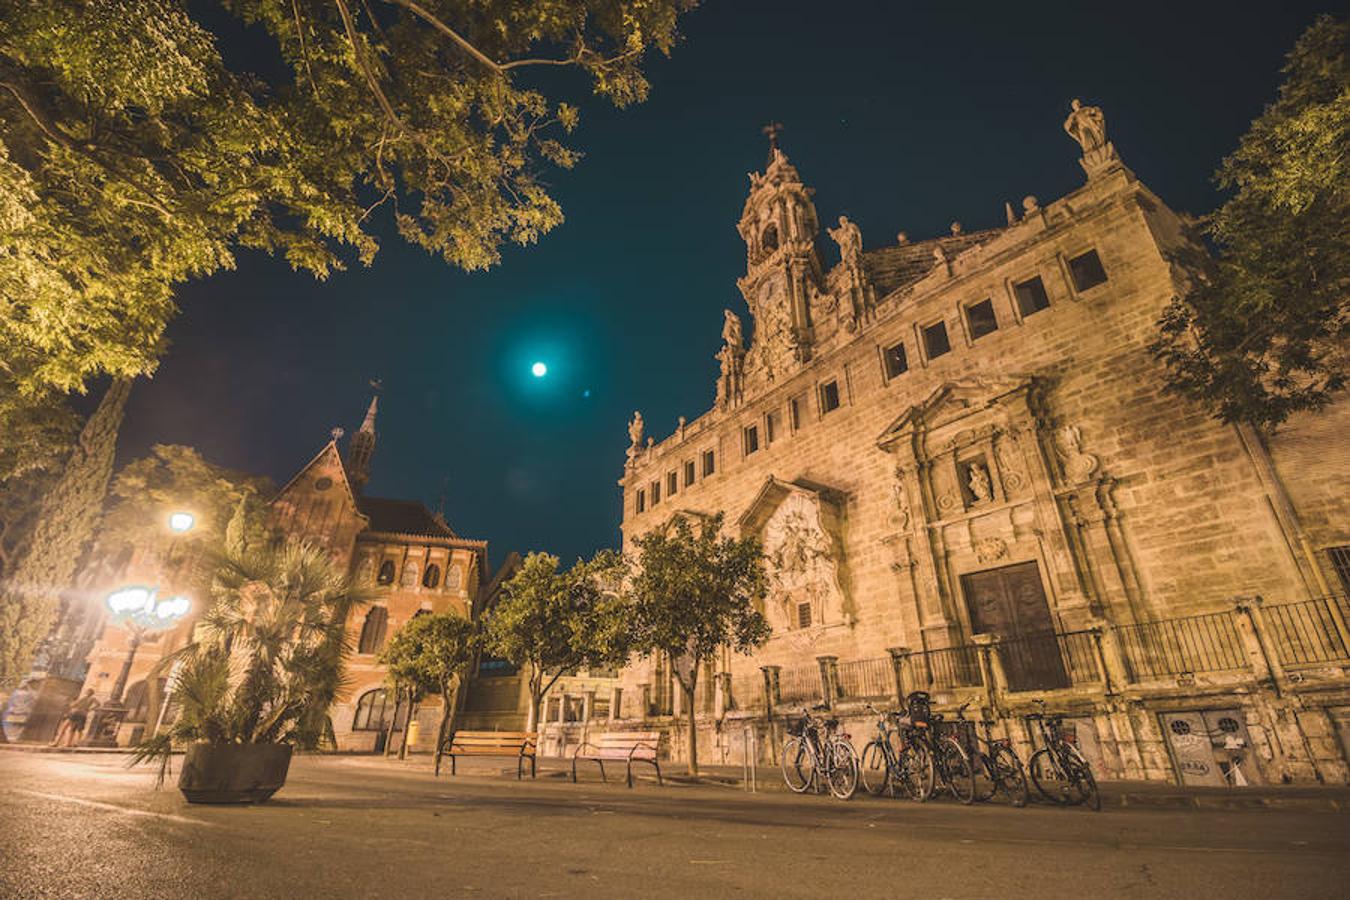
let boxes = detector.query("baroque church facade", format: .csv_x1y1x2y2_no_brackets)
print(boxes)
612,104,1350,786
71,397,489,753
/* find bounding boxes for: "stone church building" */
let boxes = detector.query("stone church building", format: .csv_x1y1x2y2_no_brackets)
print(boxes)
612,103,1350,786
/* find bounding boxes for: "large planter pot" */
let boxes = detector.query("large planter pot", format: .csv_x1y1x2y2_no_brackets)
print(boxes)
178,742,294,804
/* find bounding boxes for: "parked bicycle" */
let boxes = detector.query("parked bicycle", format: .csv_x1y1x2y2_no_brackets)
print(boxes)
952,702,1029,807
781,704,860,800
1024,700,1100,811
900,692,976,804
858,703,934,800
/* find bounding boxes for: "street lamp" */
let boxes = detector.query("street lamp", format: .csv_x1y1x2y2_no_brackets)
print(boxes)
84,588,192,747
168,511,195,534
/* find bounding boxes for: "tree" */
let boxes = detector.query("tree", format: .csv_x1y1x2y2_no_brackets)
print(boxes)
1151,16,1349,431
134,538,370,779
485,550,629,732
379,611,476,770
0,378,131,696
0,0,696,407
627,513,768,777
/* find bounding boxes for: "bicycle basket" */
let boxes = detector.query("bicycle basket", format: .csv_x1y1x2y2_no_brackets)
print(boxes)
906,692,932,725
785,715,808,737
1058,721,1079,744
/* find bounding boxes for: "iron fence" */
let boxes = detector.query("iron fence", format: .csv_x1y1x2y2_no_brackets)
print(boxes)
1263,597,1350,667
776,662,822,704
1116,609,1247,679
995,630,1100,692
728,673,763,710
835,657,894,699
913,644,983,690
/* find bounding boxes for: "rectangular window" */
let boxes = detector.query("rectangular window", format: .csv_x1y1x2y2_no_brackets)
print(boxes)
650,481,660,505
636,489,646,514
796,601,812,629
684,460,696,487
923,320,951,359
666,471,678,496
1329,546,1350,595
701,449,715,477
1013,275,1051,317
765,410,779,444
966,299,999,340
1068,249,1108,291
819,380,841,414
789,394,805,431
743,424,759,455
883,341,908,380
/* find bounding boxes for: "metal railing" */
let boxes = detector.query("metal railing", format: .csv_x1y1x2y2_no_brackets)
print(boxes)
1263,597,1350,667
835,657,893,699
776,663,821,703
995,630,1100,691
914,644,983,690
1116,610,1247,679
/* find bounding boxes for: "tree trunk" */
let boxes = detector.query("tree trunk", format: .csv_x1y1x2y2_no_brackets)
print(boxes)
434,682,451,775
526,689,541,733
683,676,699,778
0,378,131,692
397,687,416,760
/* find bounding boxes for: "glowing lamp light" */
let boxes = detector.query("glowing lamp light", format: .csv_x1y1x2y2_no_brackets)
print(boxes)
168,512,195,534
155,595,192,620
105,586,154,616
531,361,547,378
104,587,191,626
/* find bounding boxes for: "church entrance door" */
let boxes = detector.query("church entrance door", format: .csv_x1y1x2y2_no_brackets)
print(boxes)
960,561,1068,692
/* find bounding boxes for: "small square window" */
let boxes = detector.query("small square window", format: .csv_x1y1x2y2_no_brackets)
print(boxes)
883,341,908,380
743,424,760,455
636,489,646,514
684,460,696,487
1068,249,1108,292
966,299,999,340
819,380,841,414
923,320,951,359
789,395,805,431
1014,276,1051,317
666,471,678,496
650,481,661,505
796,601,812,629
702,449,716,477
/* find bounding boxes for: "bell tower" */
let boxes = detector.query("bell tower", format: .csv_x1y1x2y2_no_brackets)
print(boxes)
736,125,823,388
346,394,378,494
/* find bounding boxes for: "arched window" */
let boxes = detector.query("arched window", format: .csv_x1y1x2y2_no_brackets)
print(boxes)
357,606,389,654
761,222,779,252
376,560,396,585
422,564,441,589
351,688,408,732
124,680,149,723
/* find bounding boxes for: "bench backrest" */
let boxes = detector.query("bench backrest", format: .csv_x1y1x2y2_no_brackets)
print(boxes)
591,731,662,760
448,731,538,754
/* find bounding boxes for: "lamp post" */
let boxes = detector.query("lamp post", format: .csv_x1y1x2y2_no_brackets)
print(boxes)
84,511,196,747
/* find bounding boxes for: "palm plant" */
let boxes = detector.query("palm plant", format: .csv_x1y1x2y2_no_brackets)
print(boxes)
134,538,370,783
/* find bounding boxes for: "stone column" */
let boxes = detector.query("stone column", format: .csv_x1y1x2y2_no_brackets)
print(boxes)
816,656,838,708
609,686,623,722
760,665,780,717
582,690,595,724
1086,618,1129,693
638,683,651,720
1234,595,1283,692
886,647,911,705
971,634,1001,714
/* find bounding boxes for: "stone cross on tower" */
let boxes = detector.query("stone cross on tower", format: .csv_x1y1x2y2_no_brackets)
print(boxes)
762,121,783,164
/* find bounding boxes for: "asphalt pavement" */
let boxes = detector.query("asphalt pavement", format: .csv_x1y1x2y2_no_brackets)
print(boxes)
1,752,1347,899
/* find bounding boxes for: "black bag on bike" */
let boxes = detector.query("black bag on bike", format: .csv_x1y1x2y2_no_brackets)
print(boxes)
906,691,932,726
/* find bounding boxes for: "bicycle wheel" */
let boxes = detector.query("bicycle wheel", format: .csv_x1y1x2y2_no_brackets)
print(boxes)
989,743,1029,808
972,749,998,803
827,738,860,800
895,742,935,802
1029,747,1073,804
1065,747,1101,811
931,737,974,804
859,740,892,797
781,736,815,794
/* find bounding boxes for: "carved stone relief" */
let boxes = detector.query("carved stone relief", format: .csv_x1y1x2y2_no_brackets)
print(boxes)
973,537,1009,565
891,467,912,531
1054,424,1099,485
400,559,420,588
762,491,847,632
993,430,1028,496
745,279,797,388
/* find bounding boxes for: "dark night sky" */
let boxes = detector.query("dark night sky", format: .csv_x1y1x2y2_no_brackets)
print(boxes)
116,0,1332,568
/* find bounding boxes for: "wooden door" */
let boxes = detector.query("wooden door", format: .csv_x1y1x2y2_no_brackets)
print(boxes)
960,561,1068,692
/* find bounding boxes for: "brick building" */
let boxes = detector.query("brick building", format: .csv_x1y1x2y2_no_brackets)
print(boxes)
610,104,1350,786
69,397,488,752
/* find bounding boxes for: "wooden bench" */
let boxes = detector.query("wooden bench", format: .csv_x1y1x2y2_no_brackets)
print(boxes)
571,731,663,788
437,731,537,779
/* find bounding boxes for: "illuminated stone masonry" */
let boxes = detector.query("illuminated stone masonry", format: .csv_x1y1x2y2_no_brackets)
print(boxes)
610,103,1350,786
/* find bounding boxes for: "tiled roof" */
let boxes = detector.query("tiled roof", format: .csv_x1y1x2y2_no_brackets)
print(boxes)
861,228,1002,297
357,496,456,538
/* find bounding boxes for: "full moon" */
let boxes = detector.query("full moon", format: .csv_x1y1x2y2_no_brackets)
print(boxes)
531,361,548,378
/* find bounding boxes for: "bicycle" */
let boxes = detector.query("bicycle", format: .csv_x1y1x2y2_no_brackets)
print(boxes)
952,702,1029,807
858,703,934,800
781,704,860,800
1024,700,1100,811
903,692,976,804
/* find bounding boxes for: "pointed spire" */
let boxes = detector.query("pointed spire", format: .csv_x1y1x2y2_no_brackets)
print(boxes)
359,396,378,433
346,386,380,494
762,121,784,167
1005,201,1017,226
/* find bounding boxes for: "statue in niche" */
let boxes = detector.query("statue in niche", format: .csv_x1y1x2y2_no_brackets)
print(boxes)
1054,424,1100,484
626,411,644,462
892,467,913,531
722,309,744,350
762,492,845,630
967,462,993,504
1063,99,1107,153
827,216,863,270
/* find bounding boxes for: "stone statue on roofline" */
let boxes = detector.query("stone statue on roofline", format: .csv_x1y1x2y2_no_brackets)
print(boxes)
722,309,743,350
828,215,863,271
1063,98,1119,177
626,411,644,463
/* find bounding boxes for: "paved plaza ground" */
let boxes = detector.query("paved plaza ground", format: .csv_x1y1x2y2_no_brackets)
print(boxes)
1,751,1347,899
